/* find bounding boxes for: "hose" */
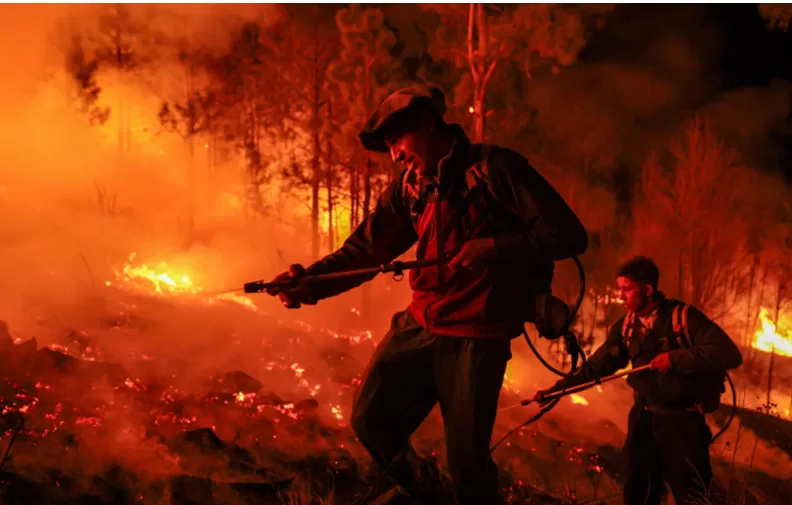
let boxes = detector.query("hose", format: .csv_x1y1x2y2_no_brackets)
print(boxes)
491,256,588,452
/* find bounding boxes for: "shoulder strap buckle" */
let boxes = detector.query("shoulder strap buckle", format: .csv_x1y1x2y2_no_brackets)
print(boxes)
622,312,636,344
672,303,692,347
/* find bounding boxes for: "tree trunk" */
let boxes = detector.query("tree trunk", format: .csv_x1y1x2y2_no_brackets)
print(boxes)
360,152,372,321
187,134,195,239
748,265,770,365
327,175,335,253
363,154,372,217
589,290,600,350
186,57,197,242
349,159,358,231
310,38,322,261
744,254,759,348
466,3,497,143
326,99,336,252
766,274,784,406
115,30,124,156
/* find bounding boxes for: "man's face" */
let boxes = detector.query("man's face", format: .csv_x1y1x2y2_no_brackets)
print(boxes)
616,276,653,313
385,122,435,178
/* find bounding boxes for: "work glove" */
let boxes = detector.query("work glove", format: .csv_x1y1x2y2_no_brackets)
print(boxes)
530,382,564,407
265,264,317,309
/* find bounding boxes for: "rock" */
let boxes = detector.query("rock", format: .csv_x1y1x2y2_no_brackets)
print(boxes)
207,370,263,395
294,398,319,412
0,320,13,350
12,338,38,360
36,348,81,374
168,428,257,472
87,465,135,504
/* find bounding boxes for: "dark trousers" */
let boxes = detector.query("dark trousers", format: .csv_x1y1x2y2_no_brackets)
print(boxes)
623,401,714,505
350,309,511,505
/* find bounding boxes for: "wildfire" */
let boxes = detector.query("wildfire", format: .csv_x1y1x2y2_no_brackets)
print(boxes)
112,253,198,294
753,308,792,358
107,252,259,312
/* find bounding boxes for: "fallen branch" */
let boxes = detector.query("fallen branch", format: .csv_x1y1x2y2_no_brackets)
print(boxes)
0,419,25,476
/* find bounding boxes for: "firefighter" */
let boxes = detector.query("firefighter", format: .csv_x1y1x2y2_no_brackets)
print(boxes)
268,84,588,504
533,256,743,505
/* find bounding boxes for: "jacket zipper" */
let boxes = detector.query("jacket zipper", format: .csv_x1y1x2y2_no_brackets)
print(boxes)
424,184,442,331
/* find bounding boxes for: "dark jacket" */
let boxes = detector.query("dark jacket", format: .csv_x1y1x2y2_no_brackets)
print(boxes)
553,294,743,408
304,125,588,338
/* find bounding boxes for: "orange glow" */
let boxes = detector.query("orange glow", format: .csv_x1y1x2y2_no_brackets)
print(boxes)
108,253,259,312
113,252,198,294
570,394,588,405
753,308,792,357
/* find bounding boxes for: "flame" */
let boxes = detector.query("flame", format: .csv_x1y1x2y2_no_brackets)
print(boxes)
752,308,792,357
570,394,588,406
116,253,198,294
108,253,259,312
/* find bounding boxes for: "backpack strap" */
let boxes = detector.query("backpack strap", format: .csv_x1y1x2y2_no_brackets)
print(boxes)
672,303,692,348
622,312,636,346
438,145,502,241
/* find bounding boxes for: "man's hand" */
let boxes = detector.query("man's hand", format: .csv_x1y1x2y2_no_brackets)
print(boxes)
447,237,497,271
651,352,673,373
530,387,557,407
265,264,317,309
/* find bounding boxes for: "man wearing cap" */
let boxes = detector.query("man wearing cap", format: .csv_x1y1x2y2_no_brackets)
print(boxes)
267,85,588,504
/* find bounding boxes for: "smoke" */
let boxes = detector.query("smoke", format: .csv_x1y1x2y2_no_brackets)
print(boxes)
0,17,407,482
0,5,789,501
528,5,790,178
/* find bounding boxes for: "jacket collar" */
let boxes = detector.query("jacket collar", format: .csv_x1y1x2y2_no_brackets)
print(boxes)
434,124,471,193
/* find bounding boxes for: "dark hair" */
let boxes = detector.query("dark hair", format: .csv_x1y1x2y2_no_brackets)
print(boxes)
617,256,659,290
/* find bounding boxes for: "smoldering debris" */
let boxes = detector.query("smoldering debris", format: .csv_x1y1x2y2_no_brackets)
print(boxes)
0,269,790,505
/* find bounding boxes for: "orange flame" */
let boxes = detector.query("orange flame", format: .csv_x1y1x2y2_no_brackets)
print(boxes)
570,394,588,406
753,308,792,358
108,253,259,312
112,253,198,294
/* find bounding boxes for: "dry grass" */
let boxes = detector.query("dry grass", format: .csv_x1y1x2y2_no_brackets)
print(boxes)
278,480,336,505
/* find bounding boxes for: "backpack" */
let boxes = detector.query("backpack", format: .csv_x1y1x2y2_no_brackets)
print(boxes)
621,302,726,413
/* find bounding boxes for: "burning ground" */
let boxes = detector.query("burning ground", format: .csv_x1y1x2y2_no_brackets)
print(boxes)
0,257,790,505
0,3,791,504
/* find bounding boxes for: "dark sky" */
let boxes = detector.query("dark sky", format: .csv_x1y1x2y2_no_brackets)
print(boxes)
580,3,792,178
583,4,792,85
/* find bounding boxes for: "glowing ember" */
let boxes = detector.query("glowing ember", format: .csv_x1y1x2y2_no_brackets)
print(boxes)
570,394,588,405
752,307,792,357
